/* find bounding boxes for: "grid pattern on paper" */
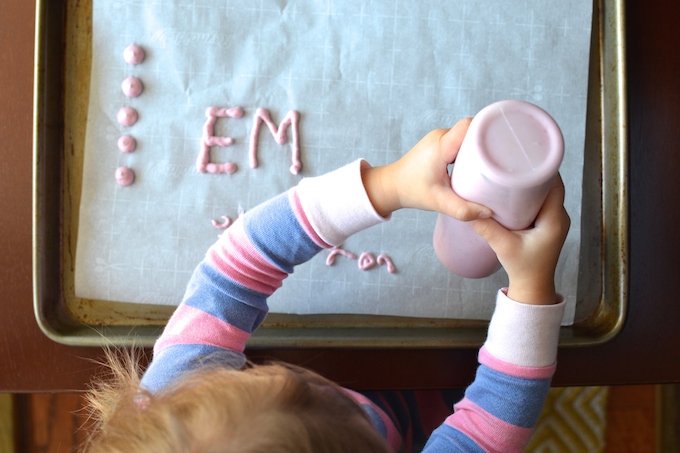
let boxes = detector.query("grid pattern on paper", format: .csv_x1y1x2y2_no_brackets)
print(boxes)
75,0,592,322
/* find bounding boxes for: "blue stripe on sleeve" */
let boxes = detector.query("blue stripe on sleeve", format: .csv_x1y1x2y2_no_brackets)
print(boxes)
360,404,388,439
424,424,485,452
141,344,245,393
242,192,322,273
181,263,268,333
465,364,551,428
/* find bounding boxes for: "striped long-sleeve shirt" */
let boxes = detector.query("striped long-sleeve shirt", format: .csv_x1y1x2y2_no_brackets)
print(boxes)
140,159,565,452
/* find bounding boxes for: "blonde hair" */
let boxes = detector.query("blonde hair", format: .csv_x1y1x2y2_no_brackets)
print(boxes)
83,349,391,453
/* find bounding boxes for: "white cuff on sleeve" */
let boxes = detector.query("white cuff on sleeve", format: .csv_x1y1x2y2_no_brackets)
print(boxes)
296,159,389,246
484,289,566,368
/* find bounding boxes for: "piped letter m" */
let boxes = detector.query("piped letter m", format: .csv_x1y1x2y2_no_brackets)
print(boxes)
249,108,301,175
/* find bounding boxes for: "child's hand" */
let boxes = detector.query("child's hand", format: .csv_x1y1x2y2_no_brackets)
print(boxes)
362,118,492,220
471,176,571,305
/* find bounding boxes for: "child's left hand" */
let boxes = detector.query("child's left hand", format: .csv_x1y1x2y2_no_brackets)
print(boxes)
362,118,492,220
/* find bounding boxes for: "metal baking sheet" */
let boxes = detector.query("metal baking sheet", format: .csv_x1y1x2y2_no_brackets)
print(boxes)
32,0,627,348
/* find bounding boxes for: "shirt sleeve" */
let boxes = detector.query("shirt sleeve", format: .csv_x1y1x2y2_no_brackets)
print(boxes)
140,159,387,392
423,290,565,453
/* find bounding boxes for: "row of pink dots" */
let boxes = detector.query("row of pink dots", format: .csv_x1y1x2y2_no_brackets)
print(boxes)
114,44,145,186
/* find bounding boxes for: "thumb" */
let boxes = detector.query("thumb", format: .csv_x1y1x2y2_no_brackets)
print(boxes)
435,187,492,221
439,118,473,164
470,217,514,252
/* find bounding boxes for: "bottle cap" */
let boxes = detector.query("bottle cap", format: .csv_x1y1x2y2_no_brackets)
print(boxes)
471,100,563,188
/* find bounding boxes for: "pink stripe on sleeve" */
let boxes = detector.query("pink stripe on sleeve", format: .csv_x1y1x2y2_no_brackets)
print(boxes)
446,398,533,453
479,347,556,380
343,388,402,452
206,221,287,295
288,189,331,248
154,304,251,354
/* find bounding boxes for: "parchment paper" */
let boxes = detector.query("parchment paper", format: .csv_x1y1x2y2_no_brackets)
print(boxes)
75,0,592,324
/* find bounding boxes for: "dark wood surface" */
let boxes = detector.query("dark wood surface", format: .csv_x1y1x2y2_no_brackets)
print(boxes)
7,386,658,452
1,0,679,392
11,386,660,452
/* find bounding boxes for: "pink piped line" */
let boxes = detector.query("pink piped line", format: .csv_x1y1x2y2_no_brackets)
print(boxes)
377,254,397,273
197,141,237,174
287,111,301,174
211,216,232,230
358,252,377,270
249,108,302,174
197,106,242,174
204,136,234,147
326,246,357,266
206,106,244,119
154,304,251,355
202,107,238,147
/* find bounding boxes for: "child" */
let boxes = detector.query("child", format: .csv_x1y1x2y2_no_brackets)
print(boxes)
85,118,570,452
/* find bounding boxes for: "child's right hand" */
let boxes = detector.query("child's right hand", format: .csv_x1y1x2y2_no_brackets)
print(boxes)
470,176,571,305
361,118,492,220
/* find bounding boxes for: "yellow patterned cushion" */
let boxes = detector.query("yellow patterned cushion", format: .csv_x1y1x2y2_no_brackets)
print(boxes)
526,387,609,452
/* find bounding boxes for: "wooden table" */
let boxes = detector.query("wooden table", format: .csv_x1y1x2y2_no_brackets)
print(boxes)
2,0,679,392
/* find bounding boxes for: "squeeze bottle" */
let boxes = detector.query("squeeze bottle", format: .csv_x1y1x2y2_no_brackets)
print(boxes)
433,100,564,278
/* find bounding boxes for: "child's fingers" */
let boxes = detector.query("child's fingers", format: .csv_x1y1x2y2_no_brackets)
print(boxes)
434,118,490,220
544,174,566,209
532,175,571,253
438,118,473,164
534,175,570,232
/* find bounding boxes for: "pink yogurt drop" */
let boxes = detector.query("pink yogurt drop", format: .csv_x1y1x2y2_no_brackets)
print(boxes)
121,76,143,97
115,166,135,186
117,135,136,153
117,106,138,126
123,44,145,65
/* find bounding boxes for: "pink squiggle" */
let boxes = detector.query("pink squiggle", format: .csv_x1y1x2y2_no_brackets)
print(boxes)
249,108,302,175
377,254,397,273
197,106,244,174
358,252,377,271
211,216,232,229
326,246,357,266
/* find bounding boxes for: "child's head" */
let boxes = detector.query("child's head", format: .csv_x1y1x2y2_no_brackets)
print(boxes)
84,350,390,452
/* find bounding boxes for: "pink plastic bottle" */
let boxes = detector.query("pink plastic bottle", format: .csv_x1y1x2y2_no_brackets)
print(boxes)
433,100,564,278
